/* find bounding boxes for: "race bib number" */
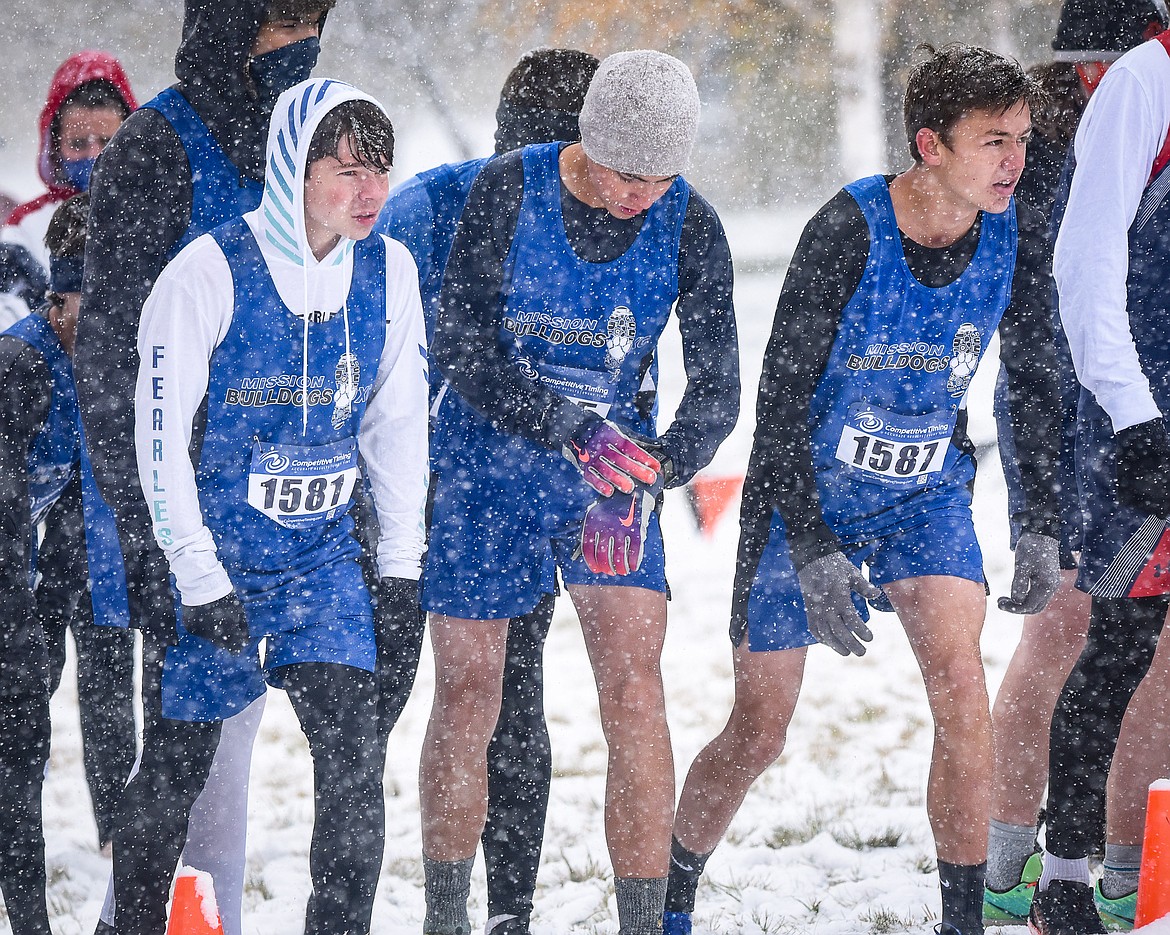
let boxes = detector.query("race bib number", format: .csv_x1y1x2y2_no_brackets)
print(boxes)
519,359,617,418
246,438,359,529
833,404,952,489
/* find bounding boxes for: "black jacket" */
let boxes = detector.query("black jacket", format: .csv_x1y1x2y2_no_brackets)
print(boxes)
75,0,329,547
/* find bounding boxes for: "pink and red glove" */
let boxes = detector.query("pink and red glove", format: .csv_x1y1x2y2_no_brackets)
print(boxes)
580,476,663,576
563,420,661,497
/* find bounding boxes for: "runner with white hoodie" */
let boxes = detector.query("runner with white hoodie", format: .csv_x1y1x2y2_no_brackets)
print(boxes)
121,78,427,935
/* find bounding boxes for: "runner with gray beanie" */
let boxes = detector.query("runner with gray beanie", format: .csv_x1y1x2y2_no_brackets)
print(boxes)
418,50,738,935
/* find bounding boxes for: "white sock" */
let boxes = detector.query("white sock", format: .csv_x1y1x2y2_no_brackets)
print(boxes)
1038,851,1091,892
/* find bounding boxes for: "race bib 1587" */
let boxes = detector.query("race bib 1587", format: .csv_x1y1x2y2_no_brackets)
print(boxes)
833,403,952,489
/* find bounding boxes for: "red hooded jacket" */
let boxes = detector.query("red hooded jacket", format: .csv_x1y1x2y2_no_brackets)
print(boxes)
5,50,137,229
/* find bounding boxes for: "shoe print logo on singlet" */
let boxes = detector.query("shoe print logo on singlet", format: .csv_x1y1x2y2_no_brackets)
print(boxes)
946,323,981,397
605,306,636,378
332,352,360,430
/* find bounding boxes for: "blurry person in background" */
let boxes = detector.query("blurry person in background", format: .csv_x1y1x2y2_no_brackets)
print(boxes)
375,47,599,935
0,194,128,935
73,3,338,934
0,50,136,327
27,195,136,859
984,2,1170,930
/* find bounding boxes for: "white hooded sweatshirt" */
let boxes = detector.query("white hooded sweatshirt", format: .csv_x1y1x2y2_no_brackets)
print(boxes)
134,79,428,606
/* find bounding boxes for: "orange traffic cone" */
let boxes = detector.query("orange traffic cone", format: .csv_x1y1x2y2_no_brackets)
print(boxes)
1135,779,1170,927
687,475,743,539
166,868,224,935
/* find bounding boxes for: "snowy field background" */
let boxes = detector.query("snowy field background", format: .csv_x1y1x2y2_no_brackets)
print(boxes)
20,205,1142,935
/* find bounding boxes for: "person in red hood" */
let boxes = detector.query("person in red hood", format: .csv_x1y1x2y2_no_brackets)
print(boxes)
0,51,135,323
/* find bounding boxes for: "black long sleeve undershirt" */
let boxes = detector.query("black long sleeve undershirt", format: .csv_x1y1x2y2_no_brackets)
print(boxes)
432,145,739,487
74,108,192,547
744,182,1061,571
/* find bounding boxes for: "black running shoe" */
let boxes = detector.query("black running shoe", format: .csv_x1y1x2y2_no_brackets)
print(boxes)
1028,881,1107,935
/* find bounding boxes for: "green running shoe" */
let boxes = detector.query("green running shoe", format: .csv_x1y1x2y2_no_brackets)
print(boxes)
984,852,1043,925
1094,882,1136,931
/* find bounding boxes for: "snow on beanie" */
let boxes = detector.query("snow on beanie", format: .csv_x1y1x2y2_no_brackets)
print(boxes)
578,50,699,178
1052,0,1167,61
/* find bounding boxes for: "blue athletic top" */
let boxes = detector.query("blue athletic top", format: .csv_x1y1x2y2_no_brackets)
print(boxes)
5,314,129,625
376,156,490,342
200,217,386,588
433,143,687,473
144,88,264,260
8,315,78,528
812,175,1017,541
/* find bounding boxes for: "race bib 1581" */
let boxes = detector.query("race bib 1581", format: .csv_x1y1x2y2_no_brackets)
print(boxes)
246,438,359,529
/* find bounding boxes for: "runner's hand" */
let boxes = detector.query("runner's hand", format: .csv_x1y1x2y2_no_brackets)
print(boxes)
563,419,660,497
1115,420,1170,518
998,531,1060,615
181,593,250,655
796,552,882,657
580,477,662,575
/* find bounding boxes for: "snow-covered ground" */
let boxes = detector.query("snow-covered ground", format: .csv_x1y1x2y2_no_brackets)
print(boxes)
27,213,1170,935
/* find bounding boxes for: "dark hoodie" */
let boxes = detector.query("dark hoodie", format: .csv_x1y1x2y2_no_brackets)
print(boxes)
75,0,326,547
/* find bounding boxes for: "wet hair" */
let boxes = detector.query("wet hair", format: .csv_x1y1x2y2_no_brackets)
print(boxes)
51,79,131,153
904,44,1045,162
306,99,394,173
1027,61,1086,148
264,0,336,22
44,193,89,259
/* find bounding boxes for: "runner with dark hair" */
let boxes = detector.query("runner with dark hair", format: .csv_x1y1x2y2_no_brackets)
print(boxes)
663,44,1061,935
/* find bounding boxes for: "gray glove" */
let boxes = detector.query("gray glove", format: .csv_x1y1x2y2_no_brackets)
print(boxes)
997,531,1061,615
797,552,884,657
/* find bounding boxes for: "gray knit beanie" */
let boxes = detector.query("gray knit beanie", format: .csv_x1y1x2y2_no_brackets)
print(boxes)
578,50,699,177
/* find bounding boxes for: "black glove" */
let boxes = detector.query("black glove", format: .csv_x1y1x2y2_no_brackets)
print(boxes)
376,576,423,634
180,594,250,654
998,531,1061,615
1115,420,1170,518
796,552,884,657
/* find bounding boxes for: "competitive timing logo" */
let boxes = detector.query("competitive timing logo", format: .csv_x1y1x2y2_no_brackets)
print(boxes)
854,409,885,432
258,450,291,474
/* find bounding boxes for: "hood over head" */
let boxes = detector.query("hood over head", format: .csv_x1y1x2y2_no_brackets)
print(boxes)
1052,0,1169,61
174,0,331,182
257,77,387,271
37,50,137,193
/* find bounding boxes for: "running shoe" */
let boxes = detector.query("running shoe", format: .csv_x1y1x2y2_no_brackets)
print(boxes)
1094,883,1136,931
984,852,1043,924
484,915,528,935
663,910,693,935
1028,880,1107,935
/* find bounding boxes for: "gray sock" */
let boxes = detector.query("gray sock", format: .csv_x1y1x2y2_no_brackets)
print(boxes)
1101,843,1142,899
1038,852,1090,892
423,856,473,935
986,819,1038,892
615,876,668,935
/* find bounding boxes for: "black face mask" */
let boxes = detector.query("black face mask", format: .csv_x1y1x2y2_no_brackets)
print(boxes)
249,36,321,109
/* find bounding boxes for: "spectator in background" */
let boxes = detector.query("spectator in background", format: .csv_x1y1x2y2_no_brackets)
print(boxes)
0,51,135,325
